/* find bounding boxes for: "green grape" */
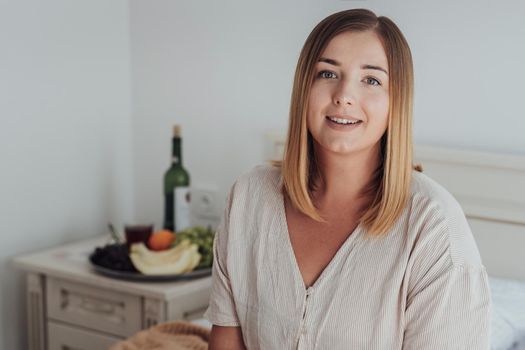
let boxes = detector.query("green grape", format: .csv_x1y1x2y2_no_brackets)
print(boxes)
172,225,216,268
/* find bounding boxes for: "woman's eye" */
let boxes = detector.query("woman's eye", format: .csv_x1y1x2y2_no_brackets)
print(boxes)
318,71,337,79
364,77,381,86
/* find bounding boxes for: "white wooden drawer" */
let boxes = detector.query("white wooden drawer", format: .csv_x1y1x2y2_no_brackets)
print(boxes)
48,321,122,350
46,277,142,337
167,285,211,321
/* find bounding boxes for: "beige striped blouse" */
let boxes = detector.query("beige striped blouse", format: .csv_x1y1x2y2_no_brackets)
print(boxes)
204,165,491,349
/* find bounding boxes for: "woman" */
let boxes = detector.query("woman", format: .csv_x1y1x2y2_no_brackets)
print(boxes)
205,8,491,350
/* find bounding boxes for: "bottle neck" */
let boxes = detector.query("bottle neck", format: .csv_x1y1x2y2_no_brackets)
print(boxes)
171,137,183,165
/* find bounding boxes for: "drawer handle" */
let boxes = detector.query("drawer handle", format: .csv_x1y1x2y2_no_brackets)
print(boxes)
80,299,116,315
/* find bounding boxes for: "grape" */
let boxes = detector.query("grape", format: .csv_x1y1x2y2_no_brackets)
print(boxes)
173,225,215,268
90,243,137,272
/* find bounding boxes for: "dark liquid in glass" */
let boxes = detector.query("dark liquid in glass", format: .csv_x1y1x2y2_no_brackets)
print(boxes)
125,224,153,249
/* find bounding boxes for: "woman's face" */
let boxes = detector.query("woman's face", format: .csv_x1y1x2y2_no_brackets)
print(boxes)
307,30,389,158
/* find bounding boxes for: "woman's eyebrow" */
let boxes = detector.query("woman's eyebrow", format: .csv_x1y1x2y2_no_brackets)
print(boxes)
318,57,389,75
362,64,389,75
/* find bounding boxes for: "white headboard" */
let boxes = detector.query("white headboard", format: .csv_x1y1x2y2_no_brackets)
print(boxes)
415,145,525,282
265,133,525,281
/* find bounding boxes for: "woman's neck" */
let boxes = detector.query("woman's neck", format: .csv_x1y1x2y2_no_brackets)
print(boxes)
311,143,381,210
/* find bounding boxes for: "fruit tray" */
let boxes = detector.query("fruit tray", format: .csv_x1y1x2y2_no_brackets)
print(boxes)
88,243,212,282
89,260,212,282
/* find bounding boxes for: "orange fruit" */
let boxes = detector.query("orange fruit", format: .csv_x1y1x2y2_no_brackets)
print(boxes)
148,230,176,251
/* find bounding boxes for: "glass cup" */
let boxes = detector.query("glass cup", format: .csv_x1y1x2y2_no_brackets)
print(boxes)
124,224,154,249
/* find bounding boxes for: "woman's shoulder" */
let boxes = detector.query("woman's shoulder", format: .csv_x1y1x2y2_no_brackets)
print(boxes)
225,164,282,215
233,163,282,194
410,170,459,208
406,171,484,269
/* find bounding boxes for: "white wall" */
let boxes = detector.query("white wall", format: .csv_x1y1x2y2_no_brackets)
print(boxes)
129,0,337,227
0,1,133,349
380,0,525,153
129,0,525,228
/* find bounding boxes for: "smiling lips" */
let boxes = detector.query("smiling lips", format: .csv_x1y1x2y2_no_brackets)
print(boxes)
326,115,362,125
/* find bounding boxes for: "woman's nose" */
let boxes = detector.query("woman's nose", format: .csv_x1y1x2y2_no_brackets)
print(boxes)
332,81,356,106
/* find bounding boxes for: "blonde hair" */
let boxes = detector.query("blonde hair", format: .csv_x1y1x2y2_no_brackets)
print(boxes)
272,9,417,237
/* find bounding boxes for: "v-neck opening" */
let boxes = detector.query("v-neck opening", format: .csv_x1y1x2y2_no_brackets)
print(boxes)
277,175,362,292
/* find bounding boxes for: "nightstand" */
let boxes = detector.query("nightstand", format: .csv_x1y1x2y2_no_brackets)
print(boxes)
13,236,212,350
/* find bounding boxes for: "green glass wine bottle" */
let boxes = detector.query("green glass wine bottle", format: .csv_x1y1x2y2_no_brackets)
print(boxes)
163,125,191,232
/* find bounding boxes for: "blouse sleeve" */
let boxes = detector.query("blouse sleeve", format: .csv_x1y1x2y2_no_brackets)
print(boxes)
402,248,492,349
203,184,241,327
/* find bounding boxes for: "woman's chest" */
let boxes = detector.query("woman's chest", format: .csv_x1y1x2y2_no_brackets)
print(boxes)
284,201,361,288
229,223,410,350
288,224,358,287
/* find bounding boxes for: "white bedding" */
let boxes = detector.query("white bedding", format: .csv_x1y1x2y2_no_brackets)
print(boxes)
490,277,525,350
193,277,525,349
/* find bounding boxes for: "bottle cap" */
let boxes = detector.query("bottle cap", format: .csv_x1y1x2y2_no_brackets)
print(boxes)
173,125,181,137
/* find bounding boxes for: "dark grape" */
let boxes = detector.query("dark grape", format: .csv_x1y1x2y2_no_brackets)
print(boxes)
90,243,138,272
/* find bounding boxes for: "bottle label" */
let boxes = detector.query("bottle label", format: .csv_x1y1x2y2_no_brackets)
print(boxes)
174,186,191,231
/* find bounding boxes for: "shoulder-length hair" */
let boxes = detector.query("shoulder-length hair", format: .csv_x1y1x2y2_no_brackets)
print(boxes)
273,8,417,237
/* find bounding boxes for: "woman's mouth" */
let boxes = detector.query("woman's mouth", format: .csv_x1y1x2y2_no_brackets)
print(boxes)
326,116,363,129
327,116,362,125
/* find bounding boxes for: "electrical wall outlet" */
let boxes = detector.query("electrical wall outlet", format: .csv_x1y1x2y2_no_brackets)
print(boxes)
194,189,214,215
191,185,220,219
